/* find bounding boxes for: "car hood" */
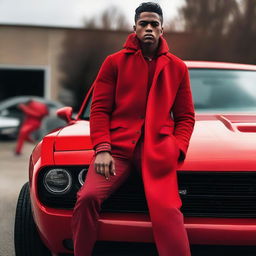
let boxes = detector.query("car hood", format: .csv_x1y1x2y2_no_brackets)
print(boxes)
54,115,256,170
186,113,256,170
54,120,92,151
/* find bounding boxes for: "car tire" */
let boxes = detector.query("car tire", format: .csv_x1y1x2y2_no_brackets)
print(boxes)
14,182,52,256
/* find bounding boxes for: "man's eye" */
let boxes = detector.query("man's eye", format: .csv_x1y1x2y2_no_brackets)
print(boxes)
140,22,147,27
151,22,159,27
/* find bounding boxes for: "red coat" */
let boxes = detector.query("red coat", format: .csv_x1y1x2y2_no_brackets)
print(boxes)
90,32,195,220
19,100,49,129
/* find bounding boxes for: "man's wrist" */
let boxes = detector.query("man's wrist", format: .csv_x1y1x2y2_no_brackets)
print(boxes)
95,142,112,155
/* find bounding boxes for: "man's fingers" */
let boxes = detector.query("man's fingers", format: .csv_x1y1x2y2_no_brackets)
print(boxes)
95,163,111,180
110,160,116,176
104,164,110,180
99,163,105,175
94,153,115,180
95,163,104,175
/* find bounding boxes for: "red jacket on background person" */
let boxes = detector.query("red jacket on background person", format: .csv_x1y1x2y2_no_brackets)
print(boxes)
15,100,48,154
90,32,195,245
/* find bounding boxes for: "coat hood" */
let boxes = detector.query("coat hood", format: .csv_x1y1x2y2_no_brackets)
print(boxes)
123,33,169,56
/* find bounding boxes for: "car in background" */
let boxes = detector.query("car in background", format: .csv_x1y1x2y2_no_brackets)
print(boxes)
0,96,66,139
14,62,256,255
0,115,20,138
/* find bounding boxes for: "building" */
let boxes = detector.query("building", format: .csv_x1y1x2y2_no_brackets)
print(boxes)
0,25,193,105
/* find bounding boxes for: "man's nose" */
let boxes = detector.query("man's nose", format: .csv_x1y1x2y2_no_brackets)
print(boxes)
145,24,153,32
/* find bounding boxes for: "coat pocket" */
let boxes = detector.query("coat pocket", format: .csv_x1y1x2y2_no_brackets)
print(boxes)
159,125,174,135
159,125,180,163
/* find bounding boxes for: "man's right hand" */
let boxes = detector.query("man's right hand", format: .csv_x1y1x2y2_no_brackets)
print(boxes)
94,152,116,180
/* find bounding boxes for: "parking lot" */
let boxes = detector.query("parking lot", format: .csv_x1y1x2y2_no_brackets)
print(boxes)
0,140,33,256
1,140,256,256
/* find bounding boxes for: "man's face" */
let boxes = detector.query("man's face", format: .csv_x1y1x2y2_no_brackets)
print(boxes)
134,12,163,45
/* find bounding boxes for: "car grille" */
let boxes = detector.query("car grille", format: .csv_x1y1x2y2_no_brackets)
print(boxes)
37,168,256,218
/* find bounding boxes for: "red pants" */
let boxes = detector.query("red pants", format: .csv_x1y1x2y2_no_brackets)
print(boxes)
15,123,38,154
71,135,191,256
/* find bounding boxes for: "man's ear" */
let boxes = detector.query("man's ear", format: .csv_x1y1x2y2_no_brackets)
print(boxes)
161,26,164,35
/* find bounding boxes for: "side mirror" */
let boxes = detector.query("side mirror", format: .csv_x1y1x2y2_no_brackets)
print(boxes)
56,107,73,123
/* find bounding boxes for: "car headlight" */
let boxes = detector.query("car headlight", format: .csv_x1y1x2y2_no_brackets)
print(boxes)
78,168,88,186
43,168,72,194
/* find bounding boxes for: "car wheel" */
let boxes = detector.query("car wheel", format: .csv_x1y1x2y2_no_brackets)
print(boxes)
14,182,51,256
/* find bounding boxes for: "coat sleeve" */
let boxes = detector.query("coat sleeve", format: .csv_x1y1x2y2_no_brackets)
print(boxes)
18,104,42,118
89,55,116,150
172,65,195,163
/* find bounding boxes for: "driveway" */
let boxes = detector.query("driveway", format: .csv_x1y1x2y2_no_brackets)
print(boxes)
0,141,34,256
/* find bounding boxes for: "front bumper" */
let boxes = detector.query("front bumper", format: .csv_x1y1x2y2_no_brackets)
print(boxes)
30,198,256,254
30,148,256,254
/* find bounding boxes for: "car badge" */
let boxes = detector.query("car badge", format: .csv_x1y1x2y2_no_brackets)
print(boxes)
179,189,187,195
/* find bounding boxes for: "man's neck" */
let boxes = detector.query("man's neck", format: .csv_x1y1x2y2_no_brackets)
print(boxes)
140,42,159,59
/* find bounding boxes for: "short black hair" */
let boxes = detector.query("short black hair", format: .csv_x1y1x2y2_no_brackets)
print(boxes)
135,2,163,24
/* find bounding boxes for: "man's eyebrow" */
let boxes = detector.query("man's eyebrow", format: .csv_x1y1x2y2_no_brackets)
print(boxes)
138,20,160,23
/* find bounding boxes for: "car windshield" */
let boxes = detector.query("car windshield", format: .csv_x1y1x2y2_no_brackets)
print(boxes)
81,68,256,119
190,69,256,113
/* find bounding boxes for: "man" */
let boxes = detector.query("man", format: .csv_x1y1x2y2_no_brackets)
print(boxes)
72,2,195,256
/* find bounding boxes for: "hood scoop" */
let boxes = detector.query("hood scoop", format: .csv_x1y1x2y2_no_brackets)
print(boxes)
216,114,256,133
236,125,256,133
221,115,256,123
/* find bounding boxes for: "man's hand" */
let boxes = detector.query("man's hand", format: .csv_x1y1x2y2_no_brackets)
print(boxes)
94,152,116,180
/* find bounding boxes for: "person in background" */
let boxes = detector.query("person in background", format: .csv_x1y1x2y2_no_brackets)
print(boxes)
15,99,48,155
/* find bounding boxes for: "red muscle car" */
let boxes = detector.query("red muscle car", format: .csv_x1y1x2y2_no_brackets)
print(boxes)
14,61,256,256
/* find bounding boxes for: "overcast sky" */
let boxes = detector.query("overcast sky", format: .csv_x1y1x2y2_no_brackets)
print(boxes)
0,0,184,28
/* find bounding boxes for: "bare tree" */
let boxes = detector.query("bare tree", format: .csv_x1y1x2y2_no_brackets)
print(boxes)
176,0,256,64
227,0,256,64
84,6,129,31
178,0,240,61
59,7,130,110
181,0,238,35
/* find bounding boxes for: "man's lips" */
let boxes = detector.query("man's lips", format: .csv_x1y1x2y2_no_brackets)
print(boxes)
144,34,154,39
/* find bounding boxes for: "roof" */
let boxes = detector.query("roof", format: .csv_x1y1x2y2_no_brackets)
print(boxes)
185,61,256,71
